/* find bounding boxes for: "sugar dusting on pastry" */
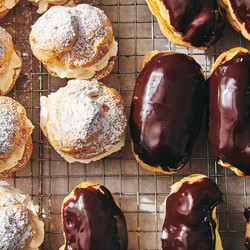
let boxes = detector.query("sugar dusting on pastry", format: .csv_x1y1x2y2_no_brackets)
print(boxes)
47,79,126,157
0,97,34,179
30,7,78,52
0,205,35,249
30,4,117,79
0,184,44,249
0,43,5,61
0,106,19,154
41,79,127,162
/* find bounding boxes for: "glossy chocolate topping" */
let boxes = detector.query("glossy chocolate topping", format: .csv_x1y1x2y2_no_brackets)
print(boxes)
129,53,205,172
161,177,223,250
62,185,128,250
230,0,250,33
208,52,250,175
160,0,224,47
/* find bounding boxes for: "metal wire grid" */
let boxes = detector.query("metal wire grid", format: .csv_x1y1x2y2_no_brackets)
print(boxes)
1,0,250,249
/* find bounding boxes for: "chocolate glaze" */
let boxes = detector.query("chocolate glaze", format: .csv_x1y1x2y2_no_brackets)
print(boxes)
244,207,250,249
161,177,223,250
62,185,128,250
208,52,250,175
160,0,224,47
129,53,205,173
229,0,250,34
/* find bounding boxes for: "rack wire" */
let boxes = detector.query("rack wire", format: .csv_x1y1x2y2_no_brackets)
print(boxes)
1,0,250,249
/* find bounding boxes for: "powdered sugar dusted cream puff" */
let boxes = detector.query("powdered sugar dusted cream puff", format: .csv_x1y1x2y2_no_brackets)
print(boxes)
145,0,225,50
0,182,44,249
28,0,82,15
29,4,117,80
0,27,22,95
40,79,127,163
219,0,250,41
0,97,34,180
60,182,128,249
0,0,19,19
162,174,223,249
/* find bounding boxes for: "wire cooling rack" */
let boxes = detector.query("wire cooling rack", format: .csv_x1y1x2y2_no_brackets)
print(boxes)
1,0,250,249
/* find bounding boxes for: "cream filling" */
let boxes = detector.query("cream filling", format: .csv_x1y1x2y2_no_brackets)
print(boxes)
0,145,25,173
56,136,125,163
0,0,17,12
0,49,21,93
0,184,44,249
40,87,64,137
40,89,125,163
45,39,118,79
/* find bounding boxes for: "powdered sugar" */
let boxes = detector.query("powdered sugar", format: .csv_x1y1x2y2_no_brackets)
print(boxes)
30,6,78,52
30,4,113,67
0,104,22,155
0,205,35,249
0,43,5,61
46,79,127,158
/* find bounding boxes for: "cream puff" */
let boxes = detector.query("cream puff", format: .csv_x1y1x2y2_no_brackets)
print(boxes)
0,182,44,249
60,182,128,249
0,27,22,95
28,0,82,15
0,96,34,180
129,51,205,174
145,0,225,50
40,79,127,163
208,47,250,177
219,0,250,41
162,174,223,250
29,4,117,80
0,0,19,19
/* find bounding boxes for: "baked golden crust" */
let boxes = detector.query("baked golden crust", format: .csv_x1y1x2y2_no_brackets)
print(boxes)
0,27,22,95
0,9,9,19
145,0,224,50
0,97,34,179
0,0,19,19
218,0,250,41
40,79,127,163
29,4,117,80
209,47,250,76
131,141,184,175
